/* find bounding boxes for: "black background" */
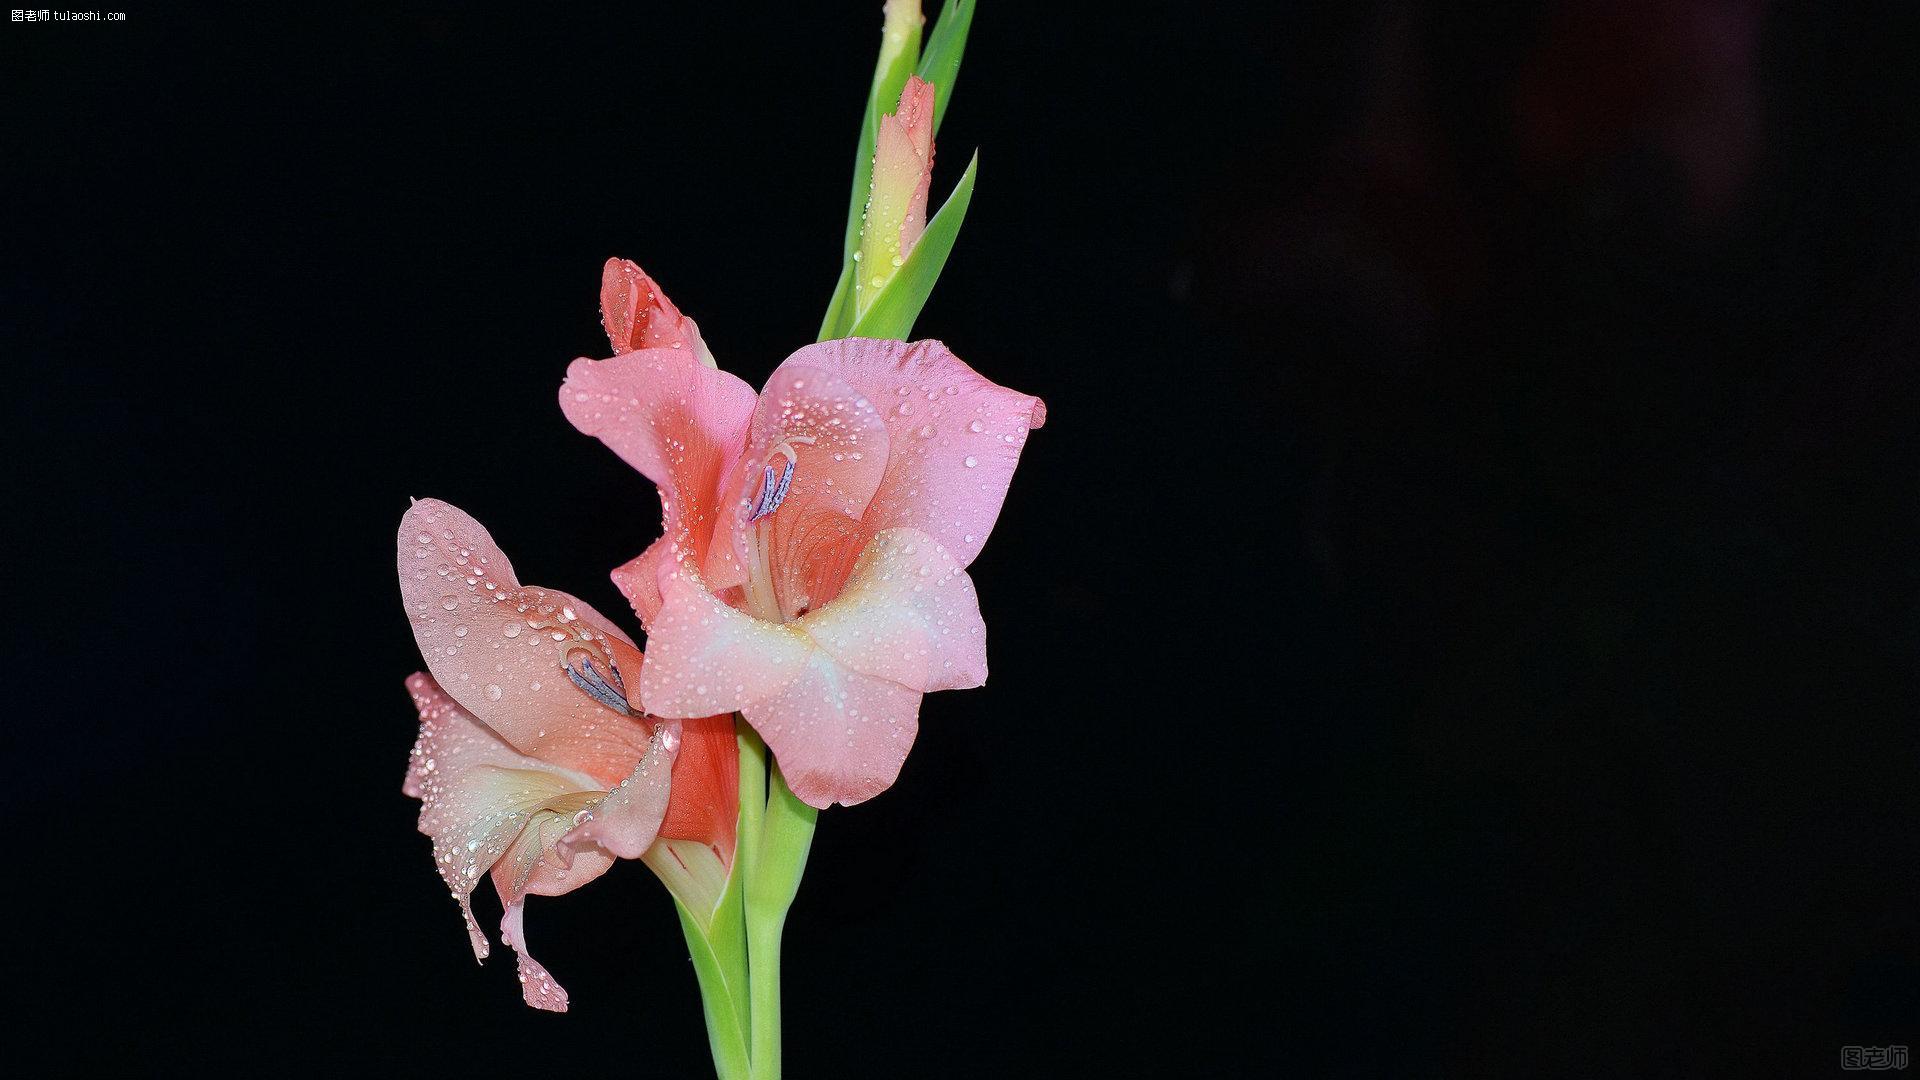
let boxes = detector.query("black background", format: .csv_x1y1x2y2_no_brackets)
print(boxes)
7,2,1919,1075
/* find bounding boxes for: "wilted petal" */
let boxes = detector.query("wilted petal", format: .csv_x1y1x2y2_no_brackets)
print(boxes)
801,527,986,693
776,339,1046,569
741,650,924,809
600,257,713,365
638,568,813,718
398,498,653,787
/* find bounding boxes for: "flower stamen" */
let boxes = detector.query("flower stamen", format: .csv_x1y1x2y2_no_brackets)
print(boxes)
746,458,795,523
746,436,813,524
565,651,633,715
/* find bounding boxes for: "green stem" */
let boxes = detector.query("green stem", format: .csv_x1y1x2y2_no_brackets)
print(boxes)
685,720,767,1080
746,762,818,1080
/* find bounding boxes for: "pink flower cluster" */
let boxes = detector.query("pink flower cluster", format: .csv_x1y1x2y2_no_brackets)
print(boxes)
396,263,1043,1008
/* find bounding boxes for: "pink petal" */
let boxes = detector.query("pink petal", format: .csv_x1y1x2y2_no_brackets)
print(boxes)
398,498,653,788
403,674,610,961
561,349,758,587
741,650,924,809
760,507,872,623
658,713,740,855
887,75,936,257
646,712,740,923
637,567,813,719
609,536,672,628
494,808,613,902
768,339,1045,569
800,528,987,693
499,899,569,1013
559,718,679,860
713,362,891,617
599,257,712,364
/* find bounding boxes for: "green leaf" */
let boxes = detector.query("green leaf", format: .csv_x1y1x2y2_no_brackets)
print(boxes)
676,895,751,1080
850,151,977,340
915,0,975,135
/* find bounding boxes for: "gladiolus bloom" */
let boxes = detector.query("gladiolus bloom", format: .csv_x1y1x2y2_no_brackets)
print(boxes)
398,498,737,1010
561,272,1044,809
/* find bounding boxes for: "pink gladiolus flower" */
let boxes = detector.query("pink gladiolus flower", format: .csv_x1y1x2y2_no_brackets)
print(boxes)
398,498,737,1011
561,271,1045,809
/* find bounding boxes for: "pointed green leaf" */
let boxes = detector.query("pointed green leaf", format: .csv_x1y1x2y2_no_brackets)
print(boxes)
676,893,751,1080
851,151,977,341
915,0,974,135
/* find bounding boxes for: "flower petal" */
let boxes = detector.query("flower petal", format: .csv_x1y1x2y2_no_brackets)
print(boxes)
714,362,891,615
399,499,653,787
493,805,613,902
609,536,672,629
637,567,813,718
658,713,740,854
599,257,713,365
760,507,872,623
777,339,1045,569
800,527,986,693
741,650,924,809
499,899,569,1013
559,718,679,860
644,838,733,929
403,674,608,960
561,348,758,582
645,712,740,924
745,363,891,522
